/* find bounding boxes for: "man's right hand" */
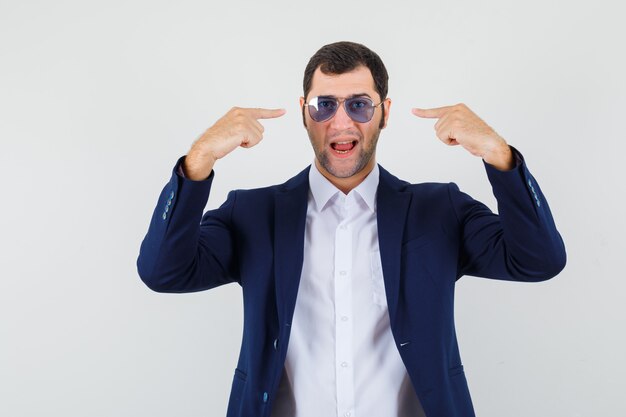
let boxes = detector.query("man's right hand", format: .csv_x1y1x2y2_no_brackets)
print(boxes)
183,107,286,181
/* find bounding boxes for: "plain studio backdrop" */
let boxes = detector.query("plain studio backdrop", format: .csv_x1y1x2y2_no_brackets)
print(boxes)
0,0,623,416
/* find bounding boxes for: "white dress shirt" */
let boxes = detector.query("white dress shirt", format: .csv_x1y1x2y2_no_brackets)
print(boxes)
271,163,425,417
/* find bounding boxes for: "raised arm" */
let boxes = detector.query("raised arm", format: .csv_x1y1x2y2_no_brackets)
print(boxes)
137,107,285,292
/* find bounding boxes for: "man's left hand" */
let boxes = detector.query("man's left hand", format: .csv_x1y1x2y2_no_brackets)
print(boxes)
412,103,514,171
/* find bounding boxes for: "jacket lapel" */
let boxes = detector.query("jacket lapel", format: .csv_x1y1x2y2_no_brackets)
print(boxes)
376,165,412,324
274,167,310,326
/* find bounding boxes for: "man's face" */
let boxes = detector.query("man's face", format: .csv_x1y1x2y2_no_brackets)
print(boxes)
300,66,391,182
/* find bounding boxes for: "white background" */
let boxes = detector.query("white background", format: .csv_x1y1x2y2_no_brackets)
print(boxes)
1,0,624,416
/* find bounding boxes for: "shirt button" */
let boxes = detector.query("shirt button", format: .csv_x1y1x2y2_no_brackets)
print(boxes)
340,361,348,368
339,224,347,230
339,270,347,276
344,412,351,417
341,316,349,322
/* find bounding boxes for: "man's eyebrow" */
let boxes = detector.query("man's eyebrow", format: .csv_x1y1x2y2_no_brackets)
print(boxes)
317,93,373,99
348,93,372,98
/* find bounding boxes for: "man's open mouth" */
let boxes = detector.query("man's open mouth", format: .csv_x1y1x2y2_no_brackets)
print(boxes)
331,140,358,154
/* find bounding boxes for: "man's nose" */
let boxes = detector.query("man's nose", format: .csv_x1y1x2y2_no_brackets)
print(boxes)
329,102,355,130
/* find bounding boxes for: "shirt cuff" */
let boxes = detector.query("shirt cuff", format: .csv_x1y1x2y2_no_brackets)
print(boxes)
177,164,186,178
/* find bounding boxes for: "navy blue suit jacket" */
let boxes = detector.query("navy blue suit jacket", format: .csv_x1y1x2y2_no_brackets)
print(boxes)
137,153,565,417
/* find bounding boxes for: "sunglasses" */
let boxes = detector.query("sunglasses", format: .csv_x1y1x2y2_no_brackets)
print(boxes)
303,95,383,123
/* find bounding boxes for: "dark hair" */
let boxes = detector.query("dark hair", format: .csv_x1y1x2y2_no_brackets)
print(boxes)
303,41,388,100
302,41,389,128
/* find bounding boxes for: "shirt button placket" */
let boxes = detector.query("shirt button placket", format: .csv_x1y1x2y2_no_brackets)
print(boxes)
334,195,355,417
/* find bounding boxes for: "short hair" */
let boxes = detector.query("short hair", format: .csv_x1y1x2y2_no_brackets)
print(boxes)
302,41,389,128
303,41,389,101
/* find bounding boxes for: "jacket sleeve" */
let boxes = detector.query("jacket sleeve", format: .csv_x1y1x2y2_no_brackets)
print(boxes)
136,157,239,293
452,148,566,282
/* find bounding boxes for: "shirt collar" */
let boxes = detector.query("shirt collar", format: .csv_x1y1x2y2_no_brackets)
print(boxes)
308,162,379,213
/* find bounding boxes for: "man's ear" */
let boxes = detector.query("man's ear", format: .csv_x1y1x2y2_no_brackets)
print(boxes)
380,98,392,129
299,96,307,128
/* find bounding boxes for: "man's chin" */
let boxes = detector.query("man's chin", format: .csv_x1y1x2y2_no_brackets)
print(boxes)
319,157,367,179
327,169,358,179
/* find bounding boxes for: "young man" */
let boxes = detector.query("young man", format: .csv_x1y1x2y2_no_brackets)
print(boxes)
138,41,566,417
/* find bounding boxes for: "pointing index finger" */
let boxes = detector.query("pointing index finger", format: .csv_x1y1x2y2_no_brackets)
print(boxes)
249,107,287,120
411,106,451,119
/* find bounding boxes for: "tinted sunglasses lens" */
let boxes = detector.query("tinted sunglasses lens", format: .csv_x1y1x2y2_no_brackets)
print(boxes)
308,97,338,122
346,97,375,123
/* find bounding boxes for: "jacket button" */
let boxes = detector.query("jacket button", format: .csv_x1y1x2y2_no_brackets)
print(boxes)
273,339,278,350
262,392,268,403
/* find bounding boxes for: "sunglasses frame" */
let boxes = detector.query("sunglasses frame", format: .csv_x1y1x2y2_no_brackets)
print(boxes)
303,95,384,123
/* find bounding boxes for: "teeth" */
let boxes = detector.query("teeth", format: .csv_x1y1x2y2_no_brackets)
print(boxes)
335,141,353,145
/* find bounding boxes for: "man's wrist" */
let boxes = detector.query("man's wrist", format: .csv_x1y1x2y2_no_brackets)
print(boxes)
483,140,514,171
183,151,215,181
